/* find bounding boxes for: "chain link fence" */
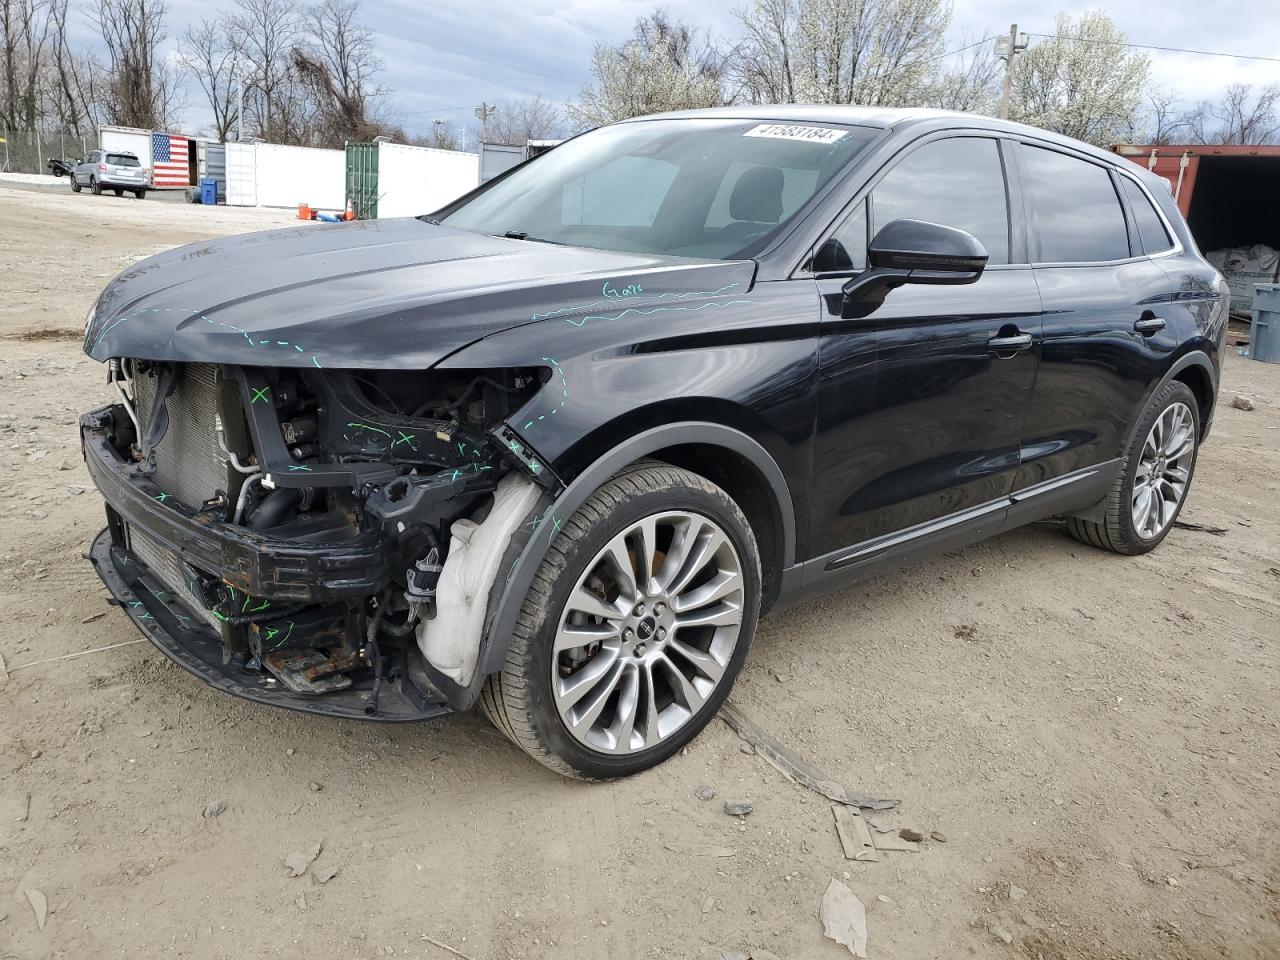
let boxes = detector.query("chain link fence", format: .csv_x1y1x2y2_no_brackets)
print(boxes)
0,128,94,175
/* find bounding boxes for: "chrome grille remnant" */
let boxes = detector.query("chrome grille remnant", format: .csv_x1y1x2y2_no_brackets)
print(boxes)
133,363,228,509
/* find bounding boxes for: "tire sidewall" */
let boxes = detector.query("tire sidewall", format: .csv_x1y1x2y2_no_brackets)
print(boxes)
523,479,761,779
1116,381,1200,548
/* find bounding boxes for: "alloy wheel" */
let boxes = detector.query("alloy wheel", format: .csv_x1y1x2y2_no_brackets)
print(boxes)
551,510,745,754
1132,401,1195,539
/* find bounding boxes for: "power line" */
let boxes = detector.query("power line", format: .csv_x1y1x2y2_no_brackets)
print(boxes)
926,35,998,64
1025,33,1280,65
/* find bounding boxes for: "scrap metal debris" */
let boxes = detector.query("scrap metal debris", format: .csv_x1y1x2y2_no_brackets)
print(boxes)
820,879,868,958
719,701,898,811
832,804,878,862
724,801,753,817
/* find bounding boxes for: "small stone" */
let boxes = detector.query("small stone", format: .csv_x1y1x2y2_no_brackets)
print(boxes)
898,827,925,842
1166,877,1179,887
724,801,753,817
695,785,715,801
1231,394,1255,411
930,830,948,842
30,749,42,759
286,748,295,756
308,781,322,792
1009,884,1027,901
989,924,1013,945
203,800,227,819
701,894,715,914
739,742,755,755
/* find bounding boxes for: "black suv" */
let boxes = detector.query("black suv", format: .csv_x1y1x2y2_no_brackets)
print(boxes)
80,107,1225,778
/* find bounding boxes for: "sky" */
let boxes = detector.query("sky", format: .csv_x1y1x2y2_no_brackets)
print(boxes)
74,0,1280,141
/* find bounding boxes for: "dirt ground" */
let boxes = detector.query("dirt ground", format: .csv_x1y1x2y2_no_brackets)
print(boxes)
1,183,1277,960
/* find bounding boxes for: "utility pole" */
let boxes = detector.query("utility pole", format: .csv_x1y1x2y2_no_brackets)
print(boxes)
474,102,496,141
996,24,1029,121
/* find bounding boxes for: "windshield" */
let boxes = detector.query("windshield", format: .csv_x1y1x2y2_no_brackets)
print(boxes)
107,153,140,167
441,118,879,259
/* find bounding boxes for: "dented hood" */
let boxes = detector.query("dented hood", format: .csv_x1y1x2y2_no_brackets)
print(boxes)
83,218,754,370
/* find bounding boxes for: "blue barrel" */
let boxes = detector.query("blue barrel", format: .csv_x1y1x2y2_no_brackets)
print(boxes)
1253,284,1280,364
199,177,218,205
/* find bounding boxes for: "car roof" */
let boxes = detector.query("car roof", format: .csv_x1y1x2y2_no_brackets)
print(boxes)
623,105,1133,176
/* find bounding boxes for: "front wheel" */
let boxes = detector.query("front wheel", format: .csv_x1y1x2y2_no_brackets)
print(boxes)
1066,380,1200,554
71,177,81,193
481,462,761,779
89,176,101,195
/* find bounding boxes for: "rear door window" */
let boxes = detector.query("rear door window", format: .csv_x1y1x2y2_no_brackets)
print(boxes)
1119,176,1174,255
1021,146,1130,263
870,136,1011,265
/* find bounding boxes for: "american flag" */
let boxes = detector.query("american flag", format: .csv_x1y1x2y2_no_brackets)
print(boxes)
150,132,190,187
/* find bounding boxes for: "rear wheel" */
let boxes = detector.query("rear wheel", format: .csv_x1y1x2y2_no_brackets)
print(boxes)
112,187,123,197
481,463,761,779
134,189,146,200
71,177,81,193
1066,380,1200,554
90,176,101,195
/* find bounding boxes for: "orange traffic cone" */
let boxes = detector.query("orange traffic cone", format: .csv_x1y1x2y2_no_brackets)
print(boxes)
344,199,357,221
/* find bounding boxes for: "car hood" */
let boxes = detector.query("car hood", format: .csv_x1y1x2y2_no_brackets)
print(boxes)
84,218,755,370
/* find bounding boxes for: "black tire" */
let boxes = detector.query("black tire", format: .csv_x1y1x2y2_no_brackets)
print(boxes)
1066,379,1200,555
480,462,762,779
135,189,147,200
90,176,101,196
71,177,81,193
112,187,123,196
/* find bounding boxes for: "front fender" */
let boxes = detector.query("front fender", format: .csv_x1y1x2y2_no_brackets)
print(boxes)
424,422,797,711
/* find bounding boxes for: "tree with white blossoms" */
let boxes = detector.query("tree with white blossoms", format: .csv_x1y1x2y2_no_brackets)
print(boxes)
732,0,950,106
567,11,729,127
1010,11,1149,146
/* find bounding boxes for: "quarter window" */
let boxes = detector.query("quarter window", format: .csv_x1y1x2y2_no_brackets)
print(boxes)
1022,146,1130,263
871,137,1011,265
1119,176,1174,254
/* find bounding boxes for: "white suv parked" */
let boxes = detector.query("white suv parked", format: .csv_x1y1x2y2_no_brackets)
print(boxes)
72,150,148,199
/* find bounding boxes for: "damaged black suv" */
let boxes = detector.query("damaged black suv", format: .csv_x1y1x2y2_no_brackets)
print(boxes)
81,107,1225,778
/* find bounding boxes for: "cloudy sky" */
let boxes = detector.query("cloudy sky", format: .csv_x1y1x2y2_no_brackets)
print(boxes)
79,0,1280,139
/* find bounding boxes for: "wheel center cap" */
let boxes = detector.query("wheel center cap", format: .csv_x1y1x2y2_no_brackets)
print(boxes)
636,617,657,641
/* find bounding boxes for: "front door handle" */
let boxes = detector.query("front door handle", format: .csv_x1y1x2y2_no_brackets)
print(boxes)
1134,314,1166,335
988,332,1033,353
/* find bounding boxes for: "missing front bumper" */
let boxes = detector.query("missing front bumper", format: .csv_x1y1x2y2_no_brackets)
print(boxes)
88,528,452,723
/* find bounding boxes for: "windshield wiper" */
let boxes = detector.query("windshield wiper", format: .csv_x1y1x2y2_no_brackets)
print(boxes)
500,230,565,245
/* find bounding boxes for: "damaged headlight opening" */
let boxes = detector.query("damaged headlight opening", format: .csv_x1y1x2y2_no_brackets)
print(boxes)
84,359,558,719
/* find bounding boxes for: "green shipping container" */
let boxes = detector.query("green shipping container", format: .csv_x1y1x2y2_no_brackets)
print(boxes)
345,141,379,219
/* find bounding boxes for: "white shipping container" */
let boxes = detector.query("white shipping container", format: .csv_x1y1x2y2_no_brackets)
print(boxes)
376,143,479,218
254,143,345,211
99,126,152,171
225,142,257,207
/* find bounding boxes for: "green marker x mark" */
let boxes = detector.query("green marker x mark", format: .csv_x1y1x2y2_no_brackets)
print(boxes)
250,386,270,404
393,431,416,447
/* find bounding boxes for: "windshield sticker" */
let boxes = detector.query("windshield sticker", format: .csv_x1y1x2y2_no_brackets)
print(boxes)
744,123,847,144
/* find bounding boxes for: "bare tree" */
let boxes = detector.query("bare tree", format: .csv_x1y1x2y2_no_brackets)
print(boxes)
45,0,96,130
231,0,303,141
177,17,240,140
293,0,386,144
1009,11,1149,147
92,0,179,129
568,10,729,128
733,0,949,107
918,34,1000,113
481,96,562,144
411,122,459,151
1127,86,1194,145
1188,83,1280,145
2,0,53,131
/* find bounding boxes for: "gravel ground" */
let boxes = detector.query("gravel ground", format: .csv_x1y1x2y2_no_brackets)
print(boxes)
1,184,1277,960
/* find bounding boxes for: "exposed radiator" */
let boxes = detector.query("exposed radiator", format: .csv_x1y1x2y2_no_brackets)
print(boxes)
133,363,228,509
127,525,220,630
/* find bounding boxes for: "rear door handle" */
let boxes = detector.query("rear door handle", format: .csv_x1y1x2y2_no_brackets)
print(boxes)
1134,314,1166,335
988,332,1033,353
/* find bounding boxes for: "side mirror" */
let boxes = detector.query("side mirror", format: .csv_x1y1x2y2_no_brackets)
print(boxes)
841,219,988,318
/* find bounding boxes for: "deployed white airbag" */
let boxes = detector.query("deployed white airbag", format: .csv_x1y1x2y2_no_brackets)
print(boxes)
417,473,543,685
